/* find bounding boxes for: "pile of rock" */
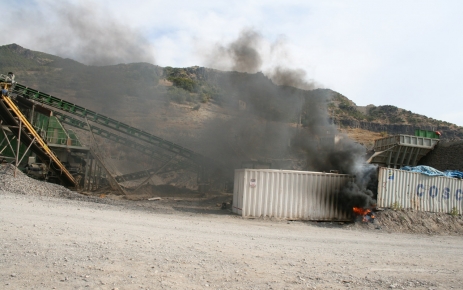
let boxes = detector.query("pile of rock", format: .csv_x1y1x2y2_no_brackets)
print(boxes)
0,164,120,206
0,164,79,199
419,140,463,171
0,164,67,195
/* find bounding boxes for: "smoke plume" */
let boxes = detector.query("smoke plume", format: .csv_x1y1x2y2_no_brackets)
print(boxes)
205,29,318,90
200,28,376,207
10,1,155,66
269,66,316,90
207,29,263,73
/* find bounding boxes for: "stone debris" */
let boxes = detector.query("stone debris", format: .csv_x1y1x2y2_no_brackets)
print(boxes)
0,164,108,204
0,164,73,197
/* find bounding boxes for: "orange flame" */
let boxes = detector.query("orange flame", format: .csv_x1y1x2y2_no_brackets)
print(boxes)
353,207,371,216
353,207,374,222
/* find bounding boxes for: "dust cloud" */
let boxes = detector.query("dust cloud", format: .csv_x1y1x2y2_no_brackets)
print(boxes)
10,1,155,66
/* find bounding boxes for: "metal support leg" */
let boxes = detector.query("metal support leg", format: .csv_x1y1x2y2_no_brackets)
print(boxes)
133,156,176,192
14,120,21,177
83,151,90,190
1,126,17,158
17,137,36,165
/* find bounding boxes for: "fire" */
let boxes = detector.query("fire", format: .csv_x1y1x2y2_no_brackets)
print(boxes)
352,207,375,222
353,207,369,215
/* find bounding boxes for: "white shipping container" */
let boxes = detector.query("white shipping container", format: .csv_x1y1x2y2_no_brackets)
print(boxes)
377,167,463,214
233,169,355,221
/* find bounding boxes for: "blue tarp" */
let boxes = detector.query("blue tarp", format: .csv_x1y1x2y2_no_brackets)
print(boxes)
400,165,463,179
444,170,463,179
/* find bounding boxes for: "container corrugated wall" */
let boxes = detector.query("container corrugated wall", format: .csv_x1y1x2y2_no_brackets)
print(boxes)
377,167,463,214
232,169,354,221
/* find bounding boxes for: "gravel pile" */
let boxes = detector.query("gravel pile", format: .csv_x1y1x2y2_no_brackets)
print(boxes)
0,164,72,196
0,164,107,203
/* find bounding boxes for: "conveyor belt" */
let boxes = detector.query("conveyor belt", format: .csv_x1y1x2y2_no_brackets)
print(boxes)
0,94,76,186
0,73,219,185
114,165,181,183
9,93,199,183
9,81,205,164
51,110,186,164
50,110,199,180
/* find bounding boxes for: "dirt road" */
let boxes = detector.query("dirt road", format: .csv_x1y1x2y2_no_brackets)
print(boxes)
1,191,462,289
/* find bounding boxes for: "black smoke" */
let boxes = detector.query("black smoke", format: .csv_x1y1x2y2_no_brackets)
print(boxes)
200,28,376,207
269,66,316,90
207,29,263,73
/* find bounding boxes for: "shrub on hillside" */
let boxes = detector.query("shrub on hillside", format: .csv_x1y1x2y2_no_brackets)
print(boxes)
167,87,190,104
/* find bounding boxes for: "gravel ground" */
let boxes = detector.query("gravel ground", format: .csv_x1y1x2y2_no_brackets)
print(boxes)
1,164,463,289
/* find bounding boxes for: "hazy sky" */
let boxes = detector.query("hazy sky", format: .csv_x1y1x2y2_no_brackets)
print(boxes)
3,0,463,126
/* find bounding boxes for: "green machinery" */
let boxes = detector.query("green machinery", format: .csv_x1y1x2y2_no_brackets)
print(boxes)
414,129,441,139
0,74,216,190
0,83,76,186
12,83,203,161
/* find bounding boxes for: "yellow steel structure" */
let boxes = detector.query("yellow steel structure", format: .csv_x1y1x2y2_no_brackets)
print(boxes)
1,92,76,185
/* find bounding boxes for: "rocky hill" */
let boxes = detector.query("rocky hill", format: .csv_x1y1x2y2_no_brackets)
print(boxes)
330,94,463,140
1,43,462,150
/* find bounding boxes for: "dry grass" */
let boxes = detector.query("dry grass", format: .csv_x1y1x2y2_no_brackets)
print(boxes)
342,127,384,149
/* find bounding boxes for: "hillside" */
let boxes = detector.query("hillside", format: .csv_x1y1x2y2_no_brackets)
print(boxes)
2,43,463,151
329,94,463,141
